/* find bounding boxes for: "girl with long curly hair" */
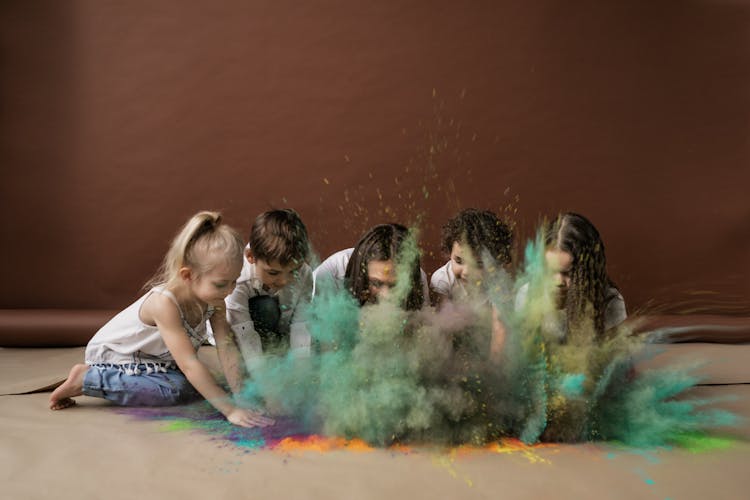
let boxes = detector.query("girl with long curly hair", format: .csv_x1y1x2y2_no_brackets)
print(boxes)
541,212,627,338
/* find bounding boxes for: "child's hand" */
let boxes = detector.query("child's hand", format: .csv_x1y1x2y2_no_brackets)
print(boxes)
226,407,275,428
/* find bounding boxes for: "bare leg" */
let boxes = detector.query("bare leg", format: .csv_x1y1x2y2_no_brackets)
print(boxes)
49,364,89,410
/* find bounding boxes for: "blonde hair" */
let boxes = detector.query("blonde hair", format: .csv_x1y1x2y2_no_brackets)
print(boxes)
146,211,244,289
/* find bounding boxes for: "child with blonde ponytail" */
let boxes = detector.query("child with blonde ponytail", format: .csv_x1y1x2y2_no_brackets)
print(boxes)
50,211,274,428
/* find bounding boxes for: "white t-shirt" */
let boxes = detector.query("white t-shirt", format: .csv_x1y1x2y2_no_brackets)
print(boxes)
312,248,354,295
224,255,313,362
429,260,467,300
313,247,431,303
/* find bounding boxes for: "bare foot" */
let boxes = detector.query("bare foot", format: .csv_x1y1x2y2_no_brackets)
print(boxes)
49,364,89,410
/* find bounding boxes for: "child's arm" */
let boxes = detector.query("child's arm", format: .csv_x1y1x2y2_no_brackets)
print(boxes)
288,266,313,352
431,291,449,309
419,269,431,308
150,295,273,428
225,283,264,362
226,303,264,364
209,306,246,395
489,305,506,363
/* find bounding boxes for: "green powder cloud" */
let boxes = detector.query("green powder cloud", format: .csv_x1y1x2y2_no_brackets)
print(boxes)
239,228,738,447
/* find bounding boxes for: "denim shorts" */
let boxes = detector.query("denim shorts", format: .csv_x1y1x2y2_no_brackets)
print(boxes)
82,363,201,406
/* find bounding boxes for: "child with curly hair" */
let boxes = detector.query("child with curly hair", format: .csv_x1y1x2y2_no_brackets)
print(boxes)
517,212,627,339
430,208,513,307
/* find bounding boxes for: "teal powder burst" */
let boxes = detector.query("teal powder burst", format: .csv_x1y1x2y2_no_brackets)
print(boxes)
235,226,738,449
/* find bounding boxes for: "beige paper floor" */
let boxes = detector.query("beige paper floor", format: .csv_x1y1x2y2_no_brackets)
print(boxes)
1,345,749,500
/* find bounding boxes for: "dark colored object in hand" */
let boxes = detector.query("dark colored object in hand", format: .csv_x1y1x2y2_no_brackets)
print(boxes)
248,295,287,351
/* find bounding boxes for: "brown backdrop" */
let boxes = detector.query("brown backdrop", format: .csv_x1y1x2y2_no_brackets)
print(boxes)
2,1,749,322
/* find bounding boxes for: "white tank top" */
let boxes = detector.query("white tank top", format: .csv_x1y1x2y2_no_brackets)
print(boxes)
85,287,214,372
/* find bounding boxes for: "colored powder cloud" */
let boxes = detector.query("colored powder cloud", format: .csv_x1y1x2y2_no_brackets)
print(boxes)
234,228,738,448
122,228,739,456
